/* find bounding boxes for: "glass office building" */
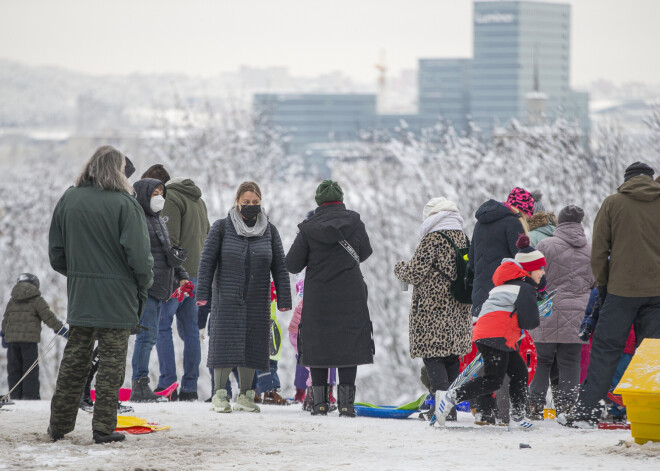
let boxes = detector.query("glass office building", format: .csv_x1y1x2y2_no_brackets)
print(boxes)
418,59,472,130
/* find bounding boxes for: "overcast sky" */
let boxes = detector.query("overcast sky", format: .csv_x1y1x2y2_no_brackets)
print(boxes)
0,0,658,87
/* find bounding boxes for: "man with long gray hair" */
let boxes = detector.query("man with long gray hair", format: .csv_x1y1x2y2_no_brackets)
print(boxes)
48,146,154,444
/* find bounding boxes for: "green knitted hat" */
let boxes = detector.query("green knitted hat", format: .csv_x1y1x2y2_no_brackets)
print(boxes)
315,180,344,206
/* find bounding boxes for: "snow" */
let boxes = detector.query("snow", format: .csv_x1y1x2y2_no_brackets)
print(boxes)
0,401,658,470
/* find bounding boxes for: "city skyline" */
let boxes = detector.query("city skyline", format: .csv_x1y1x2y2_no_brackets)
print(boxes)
0,0,658,88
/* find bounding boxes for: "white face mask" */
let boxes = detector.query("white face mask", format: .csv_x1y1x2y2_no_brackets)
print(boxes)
150,195,165,213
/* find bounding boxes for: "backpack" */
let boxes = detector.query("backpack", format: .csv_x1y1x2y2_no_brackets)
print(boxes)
433,232,474,304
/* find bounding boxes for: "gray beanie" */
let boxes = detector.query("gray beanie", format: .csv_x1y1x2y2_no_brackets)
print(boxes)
531,190,546,214
558,205,585,225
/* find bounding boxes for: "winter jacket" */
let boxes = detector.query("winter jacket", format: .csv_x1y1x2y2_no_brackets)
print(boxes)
285,203,374,368
530,223,595,344
472,261,540,351
49,183,154,329
289,299,303,335
162,178,210,278
133,179,188,301
581,289,636,354
197,215,291,370
469,200,527,317
394,230,472,359
528,212,557,247
592,175,660,297
1,282,64,343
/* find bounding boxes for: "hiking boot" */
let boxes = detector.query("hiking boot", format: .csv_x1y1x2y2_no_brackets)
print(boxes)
302,386,314,412
117,402,133,414
529,402,544,421
337,384,356,418
253,391,262,404
131,378,167,403
474,409,498,426
293,388,306,404
47,426,64,442
93,431,126,444
509,415,534,431
263,390,290,405
234,390,260,412
178,391,198,402
210,389,232,413
434,390,457,426
311,385,329,416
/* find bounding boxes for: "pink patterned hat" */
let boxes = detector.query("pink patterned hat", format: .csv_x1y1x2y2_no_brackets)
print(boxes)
506,187,535,218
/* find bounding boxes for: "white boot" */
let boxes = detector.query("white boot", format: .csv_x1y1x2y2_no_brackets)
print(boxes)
509,414,534,431
434,390,457,427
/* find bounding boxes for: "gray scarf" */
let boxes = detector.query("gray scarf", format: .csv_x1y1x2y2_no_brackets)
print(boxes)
229,206,268,237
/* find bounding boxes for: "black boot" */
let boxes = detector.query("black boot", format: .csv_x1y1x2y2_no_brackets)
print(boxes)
311,385,329,416
93,431,126,444
130,377,166,403
337,384,356,418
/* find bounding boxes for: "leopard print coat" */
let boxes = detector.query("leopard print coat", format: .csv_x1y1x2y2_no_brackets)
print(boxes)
395,230,473,359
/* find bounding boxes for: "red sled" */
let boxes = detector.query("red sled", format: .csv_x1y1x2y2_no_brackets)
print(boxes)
460,333,537,384
598,422,630,430
91,382,178,402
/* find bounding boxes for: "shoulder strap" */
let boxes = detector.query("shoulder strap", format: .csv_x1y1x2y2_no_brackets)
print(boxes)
436,231,469,252
339,240,360,264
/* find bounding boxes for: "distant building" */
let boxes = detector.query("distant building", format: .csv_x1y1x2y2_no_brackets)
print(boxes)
418,59,472,131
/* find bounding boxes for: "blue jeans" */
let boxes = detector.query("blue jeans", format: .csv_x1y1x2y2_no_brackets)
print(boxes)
256,360,281,394
156,277,201,393
131,296,162,380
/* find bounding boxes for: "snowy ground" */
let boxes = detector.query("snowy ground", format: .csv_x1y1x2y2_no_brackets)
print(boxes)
0,400,658,470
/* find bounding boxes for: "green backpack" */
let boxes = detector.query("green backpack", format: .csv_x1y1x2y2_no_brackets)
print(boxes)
433,232,474,304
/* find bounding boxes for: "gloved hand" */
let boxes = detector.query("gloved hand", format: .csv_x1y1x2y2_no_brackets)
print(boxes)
597,285,607,306
1,331,7,349
171,281,195,303
198,304,211,330
578,324,593,342
57,327,69,339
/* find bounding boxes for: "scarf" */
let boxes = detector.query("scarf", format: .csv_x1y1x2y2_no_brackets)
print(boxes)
419,211,464,238
229,206,268,237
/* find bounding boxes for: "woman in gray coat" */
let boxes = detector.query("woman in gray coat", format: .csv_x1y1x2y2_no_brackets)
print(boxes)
196,181,291,414
529,206,595,417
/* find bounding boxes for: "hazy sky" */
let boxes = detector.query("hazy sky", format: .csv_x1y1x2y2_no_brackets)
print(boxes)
0,0,658,86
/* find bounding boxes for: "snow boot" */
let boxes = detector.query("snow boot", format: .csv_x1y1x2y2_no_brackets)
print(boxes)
302,386,314,412
117,402,133,414
93,430,126,444
311,385,330,416
234,390,260,412
263,390,291,405
557,412,596,429
131,378,167,403
178,391,198,402
210,389,232,413
253,390,262,404
529,402,544,421
294,388,306,404
509,414,534,431
434,389,457,426
337,384,356,417
47,426,64,442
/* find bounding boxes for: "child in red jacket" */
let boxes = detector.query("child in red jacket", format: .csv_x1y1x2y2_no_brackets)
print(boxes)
435,236,544,430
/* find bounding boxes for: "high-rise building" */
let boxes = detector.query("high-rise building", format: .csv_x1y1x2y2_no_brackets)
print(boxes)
418,59,472,130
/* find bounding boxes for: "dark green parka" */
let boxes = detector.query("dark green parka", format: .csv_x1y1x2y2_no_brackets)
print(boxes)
1,282,64,343
48,183,154,329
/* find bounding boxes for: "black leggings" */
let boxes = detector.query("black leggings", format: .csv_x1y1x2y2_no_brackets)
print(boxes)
455,343,529,417
310,366,357,386
423,355,460,393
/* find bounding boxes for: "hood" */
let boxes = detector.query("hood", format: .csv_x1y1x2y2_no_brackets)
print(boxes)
133,178,166,217
553,222,587,248
166,177,202,201
618,176,660,202
475,199,516,224
492,261,530,287
528,211,556,232
11,281,41,300
301,204,359,244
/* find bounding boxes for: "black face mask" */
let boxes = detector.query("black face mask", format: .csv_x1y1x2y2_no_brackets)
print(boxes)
240,204,261,220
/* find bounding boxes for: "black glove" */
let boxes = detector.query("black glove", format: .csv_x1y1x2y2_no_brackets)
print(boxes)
198,304,211,330
578,324,593,342
597,285,607,306
57,327,69,339
0,332,7,349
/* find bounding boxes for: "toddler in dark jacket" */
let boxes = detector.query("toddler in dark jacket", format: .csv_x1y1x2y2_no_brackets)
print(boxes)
1,273,67,399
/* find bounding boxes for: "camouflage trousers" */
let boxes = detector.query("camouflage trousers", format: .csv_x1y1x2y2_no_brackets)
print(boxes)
49,326,130,436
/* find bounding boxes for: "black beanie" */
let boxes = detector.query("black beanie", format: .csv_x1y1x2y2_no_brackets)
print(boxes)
558,205,585,224
624,162,654,182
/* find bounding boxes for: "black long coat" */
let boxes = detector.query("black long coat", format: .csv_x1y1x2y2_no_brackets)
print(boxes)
285,203,374,368
197,215,291,370
468,199,525,316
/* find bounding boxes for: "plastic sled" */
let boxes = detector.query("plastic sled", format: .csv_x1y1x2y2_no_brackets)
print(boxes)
598,422,631,430
91,388,131,402
355,394,426,419
154,382,179,399
115,415,170,435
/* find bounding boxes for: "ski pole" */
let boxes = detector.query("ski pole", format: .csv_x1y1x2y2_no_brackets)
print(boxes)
0,325,67,404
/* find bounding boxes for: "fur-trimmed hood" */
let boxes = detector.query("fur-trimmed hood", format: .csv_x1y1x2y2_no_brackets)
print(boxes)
528,211,557,232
